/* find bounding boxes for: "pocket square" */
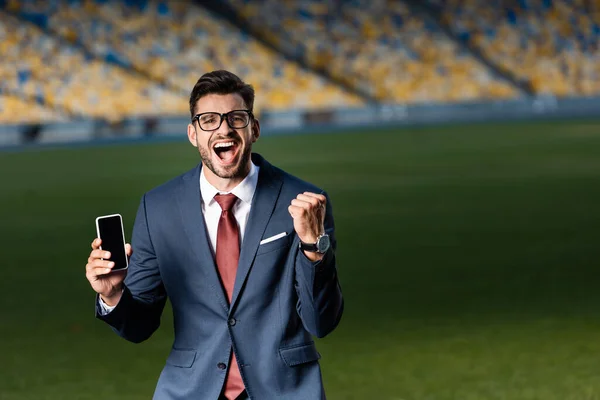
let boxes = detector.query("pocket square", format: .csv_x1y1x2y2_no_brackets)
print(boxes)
260,232,287,245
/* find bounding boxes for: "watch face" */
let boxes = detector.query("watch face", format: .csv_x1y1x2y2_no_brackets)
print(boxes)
317,234,330,253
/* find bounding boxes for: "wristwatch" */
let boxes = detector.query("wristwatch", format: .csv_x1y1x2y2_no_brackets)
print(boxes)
299,233,330,254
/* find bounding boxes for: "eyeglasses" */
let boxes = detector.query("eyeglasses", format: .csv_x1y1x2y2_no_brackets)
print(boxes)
192,109,254,132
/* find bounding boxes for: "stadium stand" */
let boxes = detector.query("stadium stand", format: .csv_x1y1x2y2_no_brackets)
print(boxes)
0,94,64,124
225,0,520,103
428,0,600,97
3,0,599,126
0,8,187,123
4,0,363,115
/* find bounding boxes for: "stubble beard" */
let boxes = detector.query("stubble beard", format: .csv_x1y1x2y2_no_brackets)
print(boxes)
198,139,252,181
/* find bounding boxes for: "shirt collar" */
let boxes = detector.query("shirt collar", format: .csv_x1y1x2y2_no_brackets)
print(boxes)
200,161,259,207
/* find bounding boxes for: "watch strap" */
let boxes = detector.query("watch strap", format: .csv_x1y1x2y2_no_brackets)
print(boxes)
299,240,319,252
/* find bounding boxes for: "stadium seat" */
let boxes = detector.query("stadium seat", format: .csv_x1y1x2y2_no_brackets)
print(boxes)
225,0,520,103
4,0,363,117
0,94,63,123
0,9,188,122
428,0,600,97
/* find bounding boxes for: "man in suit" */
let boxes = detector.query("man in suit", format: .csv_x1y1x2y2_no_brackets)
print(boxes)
85,70,344,400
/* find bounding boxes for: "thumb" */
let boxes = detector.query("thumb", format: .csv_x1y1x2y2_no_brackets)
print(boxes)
125,243,133,257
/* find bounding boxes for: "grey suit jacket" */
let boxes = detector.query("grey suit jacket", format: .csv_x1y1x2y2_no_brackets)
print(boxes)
97,153,344,399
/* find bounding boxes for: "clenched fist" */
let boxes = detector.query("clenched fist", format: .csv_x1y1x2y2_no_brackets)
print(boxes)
288,192,326,261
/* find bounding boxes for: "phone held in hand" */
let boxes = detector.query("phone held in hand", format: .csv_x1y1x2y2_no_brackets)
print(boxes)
95,214,128,271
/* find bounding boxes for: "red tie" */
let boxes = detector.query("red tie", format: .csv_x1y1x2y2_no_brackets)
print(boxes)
214,194,245,400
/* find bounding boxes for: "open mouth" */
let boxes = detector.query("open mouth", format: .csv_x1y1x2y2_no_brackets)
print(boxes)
212,140,240,165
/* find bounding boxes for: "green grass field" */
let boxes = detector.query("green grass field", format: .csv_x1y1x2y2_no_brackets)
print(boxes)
1,120,600,400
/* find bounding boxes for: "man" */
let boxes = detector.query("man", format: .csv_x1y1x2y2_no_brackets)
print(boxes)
85,70,344,400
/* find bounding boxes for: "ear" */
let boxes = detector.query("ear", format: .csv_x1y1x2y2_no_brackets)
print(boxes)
251,118,260,143
187,123,198,148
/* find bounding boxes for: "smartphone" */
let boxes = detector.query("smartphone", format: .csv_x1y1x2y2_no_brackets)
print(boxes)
95,214,128,271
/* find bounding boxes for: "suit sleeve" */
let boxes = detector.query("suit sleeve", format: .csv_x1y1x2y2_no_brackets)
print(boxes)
294,191,344,338
96,194,167,343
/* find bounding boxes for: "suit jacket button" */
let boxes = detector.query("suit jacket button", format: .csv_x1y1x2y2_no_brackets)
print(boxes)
228,318,237,326
217,362,227,370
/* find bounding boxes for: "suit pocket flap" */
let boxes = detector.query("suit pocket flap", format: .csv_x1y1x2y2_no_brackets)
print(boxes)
279,342,321,367
256,233,291,256
166,348,196,368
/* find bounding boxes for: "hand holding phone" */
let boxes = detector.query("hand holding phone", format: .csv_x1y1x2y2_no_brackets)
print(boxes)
95,214,129,271
85,214,131,306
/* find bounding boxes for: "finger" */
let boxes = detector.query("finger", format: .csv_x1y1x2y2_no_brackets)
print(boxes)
88,259,115,270
87,267,112,278
291,198,312,210
86,267,112,279
90,249,111,260
296,194,321,207
303,193,326,209
125,243,132,257
303,192,326,204
288,205,305,218
86,261,114,277
91,238,102,249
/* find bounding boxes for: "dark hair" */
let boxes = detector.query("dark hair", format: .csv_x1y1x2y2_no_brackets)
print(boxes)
189,70,255,118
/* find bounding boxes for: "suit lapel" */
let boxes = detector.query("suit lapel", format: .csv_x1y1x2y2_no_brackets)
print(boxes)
177,165,229,313
229,155,283,312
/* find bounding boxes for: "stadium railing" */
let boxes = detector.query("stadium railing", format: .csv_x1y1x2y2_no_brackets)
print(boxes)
1,95,599,148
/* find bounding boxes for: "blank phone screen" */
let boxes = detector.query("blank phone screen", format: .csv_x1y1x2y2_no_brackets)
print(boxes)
97,215,128,271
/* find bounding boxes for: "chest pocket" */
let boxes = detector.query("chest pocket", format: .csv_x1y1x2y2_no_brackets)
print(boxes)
256,233,292,256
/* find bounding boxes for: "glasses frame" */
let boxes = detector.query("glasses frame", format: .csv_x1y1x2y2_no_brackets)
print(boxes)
192,109,254,132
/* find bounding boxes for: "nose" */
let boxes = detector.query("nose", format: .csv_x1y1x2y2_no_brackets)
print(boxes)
214,114,234,137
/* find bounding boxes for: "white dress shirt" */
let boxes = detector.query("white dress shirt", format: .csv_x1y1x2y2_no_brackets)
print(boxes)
99,162,260,314
200,161,259,254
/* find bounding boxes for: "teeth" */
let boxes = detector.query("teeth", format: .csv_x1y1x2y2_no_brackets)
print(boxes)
214,141,234,149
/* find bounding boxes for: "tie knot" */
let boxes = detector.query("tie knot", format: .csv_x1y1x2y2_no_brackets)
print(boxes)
214,193,238,211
